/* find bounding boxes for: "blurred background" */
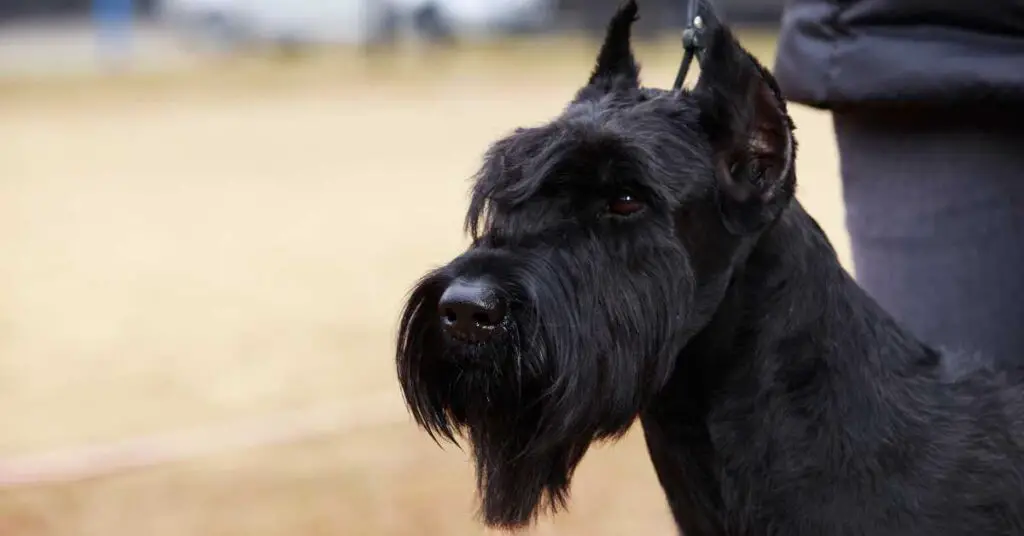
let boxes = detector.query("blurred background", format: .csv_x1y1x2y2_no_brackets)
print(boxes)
0,1,851,534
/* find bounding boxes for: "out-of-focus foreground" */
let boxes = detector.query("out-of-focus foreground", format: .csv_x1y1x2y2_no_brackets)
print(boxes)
0,7,848,535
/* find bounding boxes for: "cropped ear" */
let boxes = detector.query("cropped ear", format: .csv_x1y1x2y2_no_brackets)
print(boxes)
576,0,640,100
693,18,796,235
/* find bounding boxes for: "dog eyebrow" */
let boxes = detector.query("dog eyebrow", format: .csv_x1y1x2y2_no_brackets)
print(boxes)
526,144,656,203
487,121,670,212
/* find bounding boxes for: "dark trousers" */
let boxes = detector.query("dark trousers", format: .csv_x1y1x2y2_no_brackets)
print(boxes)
834,107,1024,364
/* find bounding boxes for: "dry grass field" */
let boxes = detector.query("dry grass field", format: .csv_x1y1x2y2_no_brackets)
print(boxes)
0,32,849,535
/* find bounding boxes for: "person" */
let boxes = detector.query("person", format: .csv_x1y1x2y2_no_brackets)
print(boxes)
93,0,135,67
772,0,1024,364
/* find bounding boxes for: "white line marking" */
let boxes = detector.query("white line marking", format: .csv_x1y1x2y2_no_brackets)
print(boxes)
0,391,411,488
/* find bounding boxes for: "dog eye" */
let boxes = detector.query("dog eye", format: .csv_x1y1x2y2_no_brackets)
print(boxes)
607,195,645,216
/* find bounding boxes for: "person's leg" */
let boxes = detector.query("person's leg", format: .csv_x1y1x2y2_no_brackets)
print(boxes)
834,107,1024,364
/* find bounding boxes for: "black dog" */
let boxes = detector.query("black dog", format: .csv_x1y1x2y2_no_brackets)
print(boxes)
396,1,1024,533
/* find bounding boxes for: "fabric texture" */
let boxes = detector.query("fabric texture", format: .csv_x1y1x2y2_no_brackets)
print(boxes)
833,108,1024,364
772,0,1024,108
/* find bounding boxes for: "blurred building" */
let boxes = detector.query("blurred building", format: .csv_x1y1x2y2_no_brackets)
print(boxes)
0,0,155,20
557,0,785,33
0,0,783,25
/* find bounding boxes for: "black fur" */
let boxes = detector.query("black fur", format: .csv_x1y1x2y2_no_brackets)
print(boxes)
396,1,1024,533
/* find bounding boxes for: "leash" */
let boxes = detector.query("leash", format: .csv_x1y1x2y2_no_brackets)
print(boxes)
671,0,707,90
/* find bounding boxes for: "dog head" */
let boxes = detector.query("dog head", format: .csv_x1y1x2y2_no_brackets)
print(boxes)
396,0,796,528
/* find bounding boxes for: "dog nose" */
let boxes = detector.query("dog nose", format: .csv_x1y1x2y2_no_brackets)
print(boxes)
438,278,506,342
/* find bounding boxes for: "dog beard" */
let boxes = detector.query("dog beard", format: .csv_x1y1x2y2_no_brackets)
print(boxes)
396,243,692,528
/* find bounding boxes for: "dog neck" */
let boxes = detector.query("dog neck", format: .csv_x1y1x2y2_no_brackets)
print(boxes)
639,200,937,534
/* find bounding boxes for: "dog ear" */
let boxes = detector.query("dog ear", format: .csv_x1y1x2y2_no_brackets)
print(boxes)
693,18,796,235
577,0,640,99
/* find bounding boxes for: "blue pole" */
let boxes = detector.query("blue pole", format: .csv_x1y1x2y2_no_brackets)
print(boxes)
94,0,134,67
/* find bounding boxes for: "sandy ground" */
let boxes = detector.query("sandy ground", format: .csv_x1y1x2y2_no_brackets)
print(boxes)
0,34,849,535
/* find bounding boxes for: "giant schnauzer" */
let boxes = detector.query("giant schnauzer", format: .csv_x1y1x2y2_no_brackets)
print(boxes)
396,1,1024,534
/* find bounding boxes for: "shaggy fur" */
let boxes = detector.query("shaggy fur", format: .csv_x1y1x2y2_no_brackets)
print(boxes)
396,1,1024,534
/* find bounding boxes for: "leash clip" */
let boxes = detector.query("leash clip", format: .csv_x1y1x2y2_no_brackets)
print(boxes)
672,3,707,90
